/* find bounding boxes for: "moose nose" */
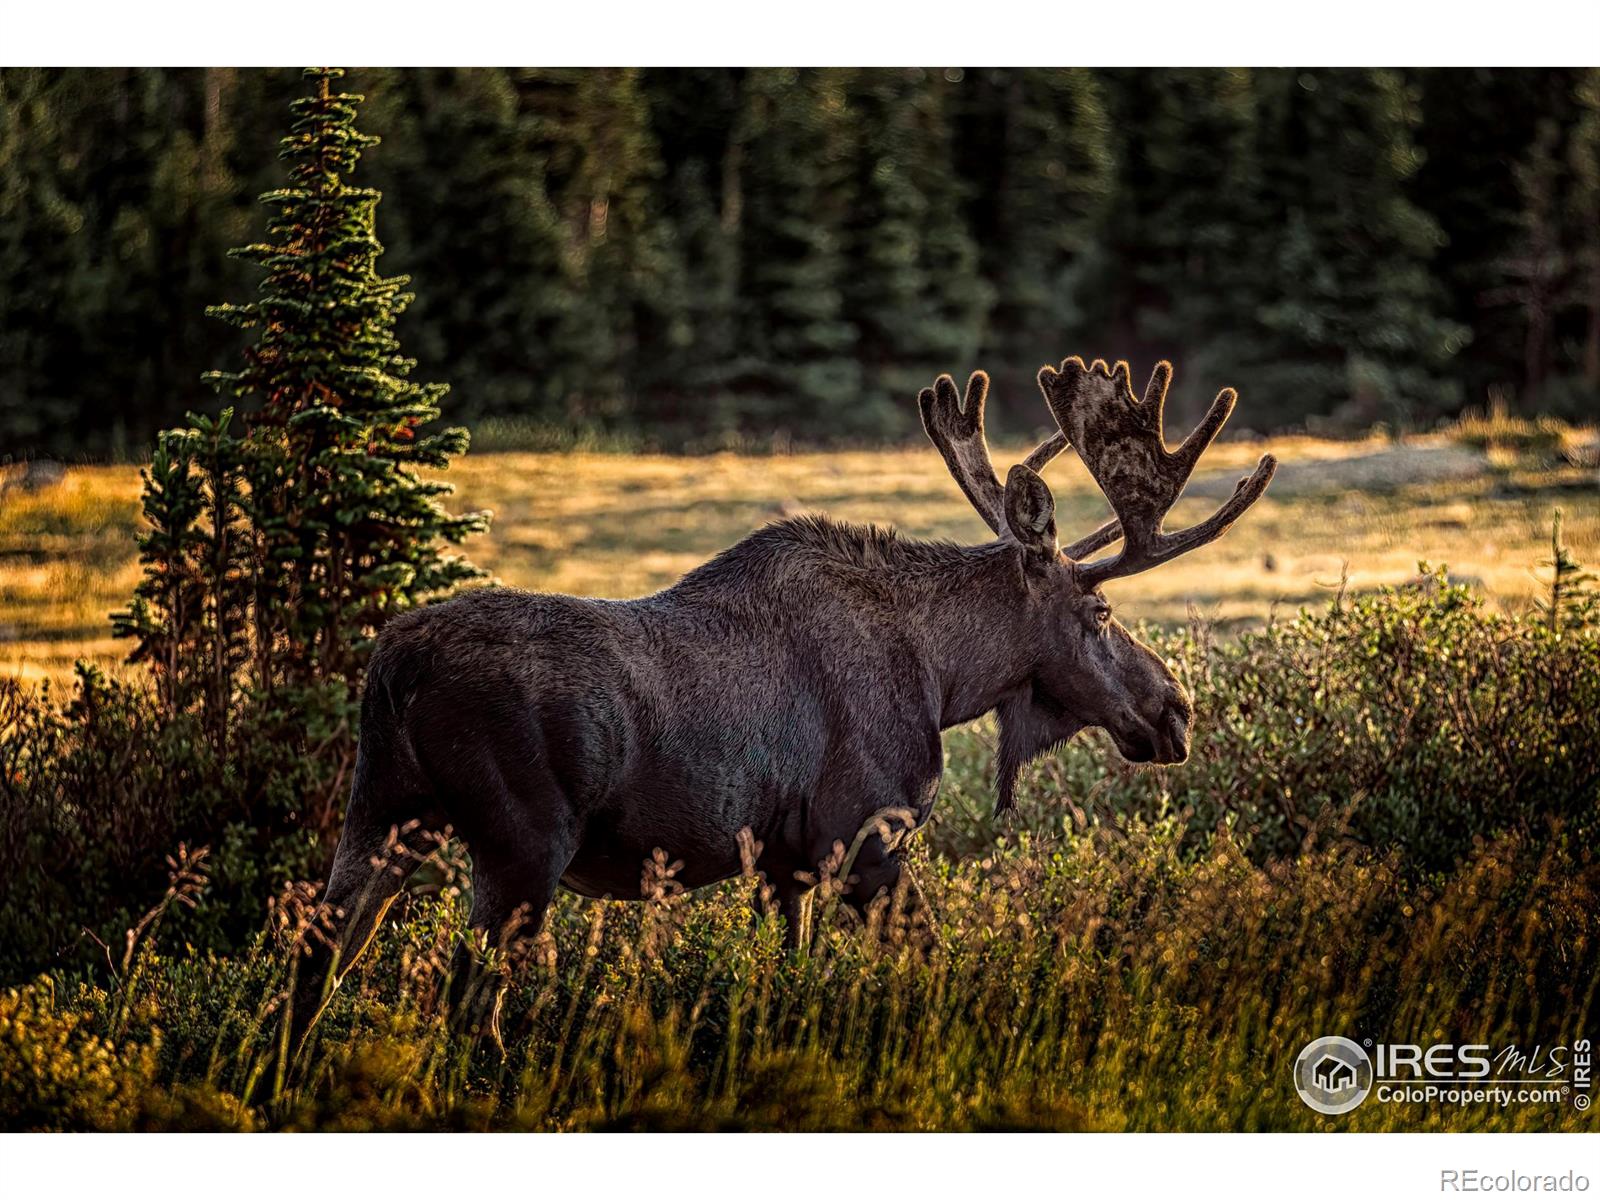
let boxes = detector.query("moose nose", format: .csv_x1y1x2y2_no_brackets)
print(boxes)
1155,705,1190,765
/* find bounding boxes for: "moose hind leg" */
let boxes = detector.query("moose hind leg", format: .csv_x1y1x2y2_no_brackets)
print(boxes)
287,798,438,1058
446,790,577,1044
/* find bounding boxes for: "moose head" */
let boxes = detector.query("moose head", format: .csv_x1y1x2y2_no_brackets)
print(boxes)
920,356,1277,810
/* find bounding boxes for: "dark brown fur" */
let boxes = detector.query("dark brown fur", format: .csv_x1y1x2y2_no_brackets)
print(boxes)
287,357,1272,1052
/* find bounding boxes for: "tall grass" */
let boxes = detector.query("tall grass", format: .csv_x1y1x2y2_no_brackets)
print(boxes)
2,812,1594,1132
1444,400,1576,461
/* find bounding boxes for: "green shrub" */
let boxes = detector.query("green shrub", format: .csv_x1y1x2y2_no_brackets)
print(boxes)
0,666,344,982
934,571,1600,869
0,978,158,1130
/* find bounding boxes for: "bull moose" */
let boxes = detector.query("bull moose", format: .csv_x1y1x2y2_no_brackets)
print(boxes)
287,356,1277,1049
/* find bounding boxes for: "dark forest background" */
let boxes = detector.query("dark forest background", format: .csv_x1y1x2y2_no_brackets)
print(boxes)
2,67,1596,460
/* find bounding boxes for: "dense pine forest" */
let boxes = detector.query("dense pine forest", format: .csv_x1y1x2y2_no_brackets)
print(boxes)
1,67,1596,459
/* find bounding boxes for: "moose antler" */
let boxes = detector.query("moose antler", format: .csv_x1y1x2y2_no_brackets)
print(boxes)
919,370,1068,535
1038,357,1276,587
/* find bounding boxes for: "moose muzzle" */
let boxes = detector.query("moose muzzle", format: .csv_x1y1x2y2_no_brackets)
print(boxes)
1154,702,1191,765
1115,689,1192,765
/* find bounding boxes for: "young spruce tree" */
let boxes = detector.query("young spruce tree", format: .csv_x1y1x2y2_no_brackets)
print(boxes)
205,67,487,691
119,68,487,740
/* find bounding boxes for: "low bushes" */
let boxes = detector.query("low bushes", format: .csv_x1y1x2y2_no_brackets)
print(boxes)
5,568,1597,983
936,570,1600,869
0,667,349,981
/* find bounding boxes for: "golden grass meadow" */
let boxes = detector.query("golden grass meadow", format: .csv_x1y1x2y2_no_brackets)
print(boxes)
4,432,1596,686
2,429,1598,1131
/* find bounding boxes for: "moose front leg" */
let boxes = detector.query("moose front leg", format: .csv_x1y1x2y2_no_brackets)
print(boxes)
840,836,926,939
835,804,932,949
753,864,813,952
773,880,812,952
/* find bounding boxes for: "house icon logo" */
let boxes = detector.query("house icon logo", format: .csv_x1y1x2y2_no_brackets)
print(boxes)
1313,1055,1356,1091
1294,1036,1374,1115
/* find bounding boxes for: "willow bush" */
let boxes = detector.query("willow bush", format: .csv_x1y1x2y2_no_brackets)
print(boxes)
936,569,1600,869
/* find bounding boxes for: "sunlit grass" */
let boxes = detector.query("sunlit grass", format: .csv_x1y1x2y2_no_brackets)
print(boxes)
0,467,144,684
3,820,1592,1131
4,435,1596,685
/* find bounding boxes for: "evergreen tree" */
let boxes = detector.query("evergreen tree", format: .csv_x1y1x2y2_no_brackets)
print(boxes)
114,410,251,745
1250,69,1467,426
954,68,1113,428
841,68,987,434
1494,116,1568,410
3,67,1597,454
358,68,572,424
1410,69,1569,411
635,154,742,434
636,68,747,436
1486,68,1596,417
120,68,488,709
516,67,678,429
725,69,861,435
0,68,286,457
1571,69,1600,398
0,69,84,451
1098,68,1265,426
1539,510,1599,635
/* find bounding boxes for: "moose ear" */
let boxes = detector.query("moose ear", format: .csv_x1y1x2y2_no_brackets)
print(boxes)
1002,464,1057,559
